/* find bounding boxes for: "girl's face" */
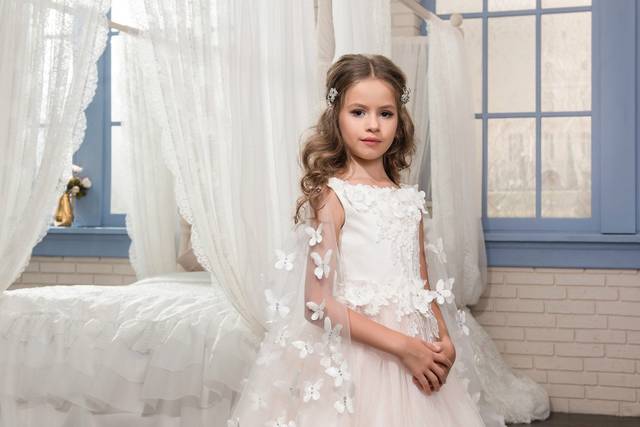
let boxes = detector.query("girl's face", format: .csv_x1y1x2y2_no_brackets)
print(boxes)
338,77,399,162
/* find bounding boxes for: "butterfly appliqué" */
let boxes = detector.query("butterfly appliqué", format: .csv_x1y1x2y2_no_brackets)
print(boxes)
274,250,296,271
334,393,355,414
426,237,447,264
310,248,332,279
431,277,455,305
304,223,323,246
305,298,326,320
264,289,291,320
303,378,324,402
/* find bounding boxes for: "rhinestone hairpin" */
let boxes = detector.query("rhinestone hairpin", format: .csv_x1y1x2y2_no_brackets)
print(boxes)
401,86,411,105
326,87,338,106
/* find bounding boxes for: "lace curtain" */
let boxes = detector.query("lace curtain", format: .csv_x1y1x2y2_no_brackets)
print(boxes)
0,0,111,293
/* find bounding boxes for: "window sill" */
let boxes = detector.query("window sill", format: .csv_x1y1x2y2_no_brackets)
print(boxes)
32,226,131,258
484,232,640,269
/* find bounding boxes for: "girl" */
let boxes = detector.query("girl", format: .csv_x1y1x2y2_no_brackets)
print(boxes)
229,54,486,426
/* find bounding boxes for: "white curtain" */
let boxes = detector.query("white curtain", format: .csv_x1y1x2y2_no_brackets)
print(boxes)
120,0,321,397
0,0,111,293
118,29,179,280
331,0,391,60
423,17,550,424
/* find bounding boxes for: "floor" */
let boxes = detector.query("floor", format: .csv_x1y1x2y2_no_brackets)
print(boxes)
509,412,640,427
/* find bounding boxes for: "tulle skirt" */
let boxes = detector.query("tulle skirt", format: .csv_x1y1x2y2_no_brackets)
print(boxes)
346,304,487,427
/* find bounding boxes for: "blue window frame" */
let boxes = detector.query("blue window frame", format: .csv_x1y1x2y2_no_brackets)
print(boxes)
34,13,130,258
423,0,640,268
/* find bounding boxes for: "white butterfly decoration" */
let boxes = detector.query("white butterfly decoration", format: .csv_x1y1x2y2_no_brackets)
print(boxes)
320,350,344,369
265,415,297,427
310,249,332,280
325,360,351,387
456,308,470,335
303,378,324,402
250,392,267,411
264,289,291,319
426,237,447,264
304,223,323,246
274,250,296,271
291,340,315,359
334,393,355,414
305,298,326,321
431,277,455,305
322,316,343,351
274,325,291,347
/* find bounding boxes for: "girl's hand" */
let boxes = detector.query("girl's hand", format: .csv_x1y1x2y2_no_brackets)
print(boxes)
434,335,456,385
397,336,452,395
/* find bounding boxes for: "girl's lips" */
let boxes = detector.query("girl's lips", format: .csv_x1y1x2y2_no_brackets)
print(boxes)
361,138,381,146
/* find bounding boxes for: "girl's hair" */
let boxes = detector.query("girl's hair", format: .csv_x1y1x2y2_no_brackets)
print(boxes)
293,53,416,224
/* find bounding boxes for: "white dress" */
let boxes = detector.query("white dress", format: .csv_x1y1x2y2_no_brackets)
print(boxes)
325,176,486,426
229,176,487,427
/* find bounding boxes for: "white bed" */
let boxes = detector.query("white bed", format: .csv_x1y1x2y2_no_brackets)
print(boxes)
0,273,259,427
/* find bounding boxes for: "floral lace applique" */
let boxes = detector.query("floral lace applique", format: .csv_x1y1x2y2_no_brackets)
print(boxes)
335,276,452,340
328,177,428,277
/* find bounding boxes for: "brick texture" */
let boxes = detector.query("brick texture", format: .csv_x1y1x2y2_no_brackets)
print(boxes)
471,267,640,417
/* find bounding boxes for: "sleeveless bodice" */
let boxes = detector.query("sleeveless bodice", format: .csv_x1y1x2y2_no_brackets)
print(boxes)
327,176,428,282
326,177,438,338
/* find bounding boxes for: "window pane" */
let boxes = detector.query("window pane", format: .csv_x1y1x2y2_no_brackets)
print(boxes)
462,18,483,114
110,35,122,122
541,117,591,217
488,16,536,113
541,12,591,112
487,118,536,217
110,125,126,214
488,0,535,12
436,0,482,14
542,0,591,8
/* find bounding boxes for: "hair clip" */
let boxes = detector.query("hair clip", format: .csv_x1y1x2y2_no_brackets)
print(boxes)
326,87,338,107
401,86,411,105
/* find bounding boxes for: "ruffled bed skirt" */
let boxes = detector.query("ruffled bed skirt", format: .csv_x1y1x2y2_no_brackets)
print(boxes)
0,272,261,427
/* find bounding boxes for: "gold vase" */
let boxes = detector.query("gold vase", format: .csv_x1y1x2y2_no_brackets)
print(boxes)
54,193,74,226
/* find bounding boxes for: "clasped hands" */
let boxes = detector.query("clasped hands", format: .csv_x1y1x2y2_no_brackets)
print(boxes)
399,334,456,395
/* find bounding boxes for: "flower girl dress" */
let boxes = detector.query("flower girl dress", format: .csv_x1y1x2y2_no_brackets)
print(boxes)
228,176,487,426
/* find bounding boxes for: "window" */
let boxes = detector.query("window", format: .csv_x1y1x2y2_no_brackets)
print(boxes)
423,0,640,268
33,8,130,257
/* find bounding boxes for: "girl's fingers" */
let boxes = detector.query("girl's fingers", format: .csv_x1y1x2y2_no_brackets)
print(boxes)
415,373,432,395
433,351,452,369
431,363,447,385
424,369,441,392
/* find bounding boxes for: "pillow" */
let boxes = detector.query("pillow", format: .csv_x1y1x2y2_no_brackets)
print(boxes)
177,217,205,272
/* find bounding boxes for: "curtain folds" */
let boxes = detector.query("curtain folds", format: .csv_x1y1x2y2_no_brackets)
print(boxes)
0,0,111,293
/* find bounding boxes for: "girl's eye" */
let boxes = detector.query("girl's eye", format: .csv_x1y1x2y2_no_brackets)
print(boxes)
350,110,394,118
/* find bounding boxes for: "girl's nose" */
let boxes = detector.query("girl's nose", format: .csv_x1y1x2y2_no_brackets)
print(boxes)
367,117,380,132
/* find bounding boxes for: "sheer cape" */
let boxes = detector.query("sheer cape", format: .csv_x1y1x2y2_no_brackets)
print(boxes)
228,184,504,426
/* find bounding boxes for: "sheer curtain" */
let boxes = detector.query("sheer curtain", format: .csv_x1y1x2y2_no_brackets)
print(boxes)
0,0,111,293
120,0,321,397
118,29,179,280
423,17,550,424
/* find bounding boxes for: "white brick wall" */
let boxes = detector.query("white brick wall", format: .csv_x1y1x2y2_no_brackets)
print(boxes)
471,267,640,417
8,256,137,290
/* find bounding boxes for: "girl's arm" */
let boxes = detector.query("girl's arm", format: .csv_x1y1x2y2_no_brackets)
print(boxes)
418,216,456,385
305,187,451,394
418,216,451,340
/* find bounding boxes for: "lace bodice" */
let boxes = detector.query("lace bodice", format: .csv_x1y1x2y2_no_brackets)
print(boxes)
326,176,428,281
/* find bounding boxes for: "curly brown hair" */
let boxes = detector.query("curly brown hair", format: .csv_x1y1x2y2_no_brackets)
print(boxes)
293,53,416,224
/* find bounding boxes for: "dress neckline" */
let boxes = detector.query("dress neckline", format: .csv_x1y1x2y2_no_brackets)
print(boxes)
330,176,403,191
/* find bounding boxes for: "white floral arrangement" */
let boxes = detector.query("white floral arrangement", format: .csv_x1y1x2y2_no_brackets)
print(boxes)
65,164,92,198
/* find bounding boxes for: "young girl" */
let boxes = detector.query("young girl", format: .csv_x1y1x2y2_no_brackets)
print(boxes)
228,54,486,426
